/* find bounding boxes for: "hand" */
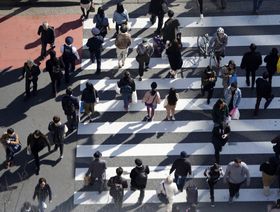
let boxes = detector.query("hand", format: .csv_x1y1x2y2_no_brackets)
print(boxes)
6,139,11,144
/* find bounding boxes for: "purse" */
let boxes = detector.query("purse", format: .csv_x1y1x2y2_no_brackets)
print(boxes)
132,91,138,104
157,182,169,204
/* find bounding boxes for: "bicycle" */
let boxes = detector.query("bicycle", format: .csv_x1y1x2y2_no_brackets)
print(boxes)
197,33,218,69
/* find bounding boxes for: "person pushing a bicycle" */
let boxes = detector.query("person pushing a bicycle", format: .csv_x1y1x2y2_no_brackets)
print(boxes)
209,27,228,72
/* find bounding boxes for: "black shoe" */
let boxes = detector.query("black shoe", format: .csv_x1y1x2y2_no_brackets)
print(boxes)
53,147,58,152
95,70,101,75
246,81,250,86
207,99,210,104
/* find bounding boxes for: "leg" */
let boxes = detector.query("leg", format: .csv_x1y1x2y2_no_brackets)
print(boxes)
80,7,86,17
122,93,129,110
25,80,31,97
198,0,203,14
156,14,164,34
138,188,145,204
115,23,120,34
268,73,273,87
59,143,64,157
171,106,176,119
64,62,70,83
116,48,122,67
207,87,214,104
95,51,101,73
253,0,258,11
208,180,215,201
257,0,264,10
150,108,155,121
214,147,220,164
32,80,38,94
51,79,56,95
33,152,40,174
90,51,96,63
251,70,256,88
150,14,156,24
41,42,47,58
166,106,171,120
228,182,235,198
254,96,262,115
122,48,128,65
138,60,144,80
245,70,250,86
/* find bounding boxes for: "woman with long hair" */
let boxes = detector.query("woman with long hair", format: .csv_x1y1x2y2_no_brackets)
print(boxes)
164,88,179,120
113,3,129,35
93,7,110,38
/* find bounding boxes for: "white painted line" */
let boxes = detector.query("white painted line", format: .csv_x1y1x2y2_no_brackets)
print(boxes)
77,119,280,135
75,165,260,181
80,76,280,91
83,15,280,29
81,55,266,70
83,35,280,49
74,189,280,204
76,141,274,157
81,97,280,112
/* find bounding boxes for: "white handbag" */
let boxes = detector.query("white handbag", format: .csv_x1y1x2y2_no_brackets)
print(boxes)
131,91,138,104
42,201,47,209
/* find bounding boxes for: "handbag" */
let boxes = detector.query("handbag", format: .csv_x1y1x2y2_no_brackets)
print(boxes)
157,182,169,204
84,176,91,186
27,145,32,155
42,201,47,209
231,108,240,120
132,91,138,104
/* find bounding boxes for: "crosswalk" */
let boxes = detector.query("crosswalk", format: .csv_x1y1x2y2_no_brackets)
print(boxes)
74,12,280,207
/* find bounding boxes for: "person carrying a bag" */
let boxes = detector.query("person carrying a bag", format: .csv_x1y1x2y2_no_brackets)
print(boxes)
224,82,242,114
0,128,21,168
117,71,135,111
93,7,110,38
107,167,128,211
136,38,154,81
142,82,161,121
157,175,178,212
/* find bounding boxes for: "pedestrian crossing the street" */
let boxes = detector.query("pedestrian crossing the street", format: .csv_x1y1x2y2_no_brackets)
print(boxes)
74,11,280,207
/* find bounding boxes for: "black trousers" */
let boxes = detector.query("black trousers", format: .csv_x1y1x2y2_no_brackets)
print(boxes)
54,143,64,155
245,69,257,88
254,95,271,114
66,113,78,130
50,77,61,95
32,151,40,170
63,60,75,83
202,86,214,101
208,179,218,201
25,79,38,96
228,181,244,198
150,13,164,34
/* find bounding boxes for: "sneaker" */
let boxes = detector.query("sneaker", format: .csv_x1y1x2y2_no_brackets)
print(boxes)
144,115,150,121
171,116,175,121
228,197,233,204
211,200,215,207
166,116,171,121
139,77,142,81
60,155,63,159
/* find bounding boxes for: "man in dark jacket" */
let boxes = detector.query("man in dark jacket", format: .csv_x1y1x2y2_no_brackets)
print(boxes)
169,151,192,192
85,151,107,193
61,87,79,131
264,48,279,86
201,66,217,104
254,72,274,116
212,99,229,127
162,10,180,43
22,60,41,99
130,158,150,204
240,43,262,89
48,116,68,159
33,178,52,212
37,21,55,60
149,0,168,35
86,28,104,74
107,167,128,211
81,82,99,122
27,130,51,175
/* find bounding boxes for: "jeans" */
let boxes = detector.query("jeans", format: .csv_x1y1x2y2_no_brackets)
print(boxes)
174,174,187,191
228,181,244,198
150,13,164,34
66,113,78,130
122,93,132,110
90,50,101,73
253,0,264,11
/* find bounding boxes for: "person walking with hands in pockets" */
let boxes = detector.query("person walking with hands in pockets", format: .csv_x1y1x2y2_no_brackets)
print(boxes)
163,87,179,121
142,82,161,121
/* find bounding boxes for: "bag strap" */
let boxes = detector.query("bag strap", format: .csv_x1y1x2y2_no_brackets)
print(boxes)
151,92,157,104
162,182,167,194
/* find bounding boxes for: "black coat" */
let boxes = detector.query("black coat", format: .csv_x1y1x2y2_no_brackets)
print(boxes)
240,51,262,71
37,25,55,44
149,0,167,16
81,87,99,103
46,58,64,80
264,53,278,75
256,77,271,97
117,77,136,92
130,165,150,189
61,95,79,115
170,158,192,176
27,134,50,154
166,44,183,70
48,122,66,144
22,63,40,82
86,36,104,53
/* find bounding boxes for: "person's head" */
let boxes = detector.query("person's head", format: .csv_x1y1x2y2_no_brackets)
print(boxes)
271,48,279,55
216,99,225,110
211,163,220,172
93,151,102,159
204,66,213,75
65,36,73,45
228,60,236,70
7,128,14,135
91,27,100,36
120,24,128,33
26,59,34,68
249,43,257,52
135,158,143,167
151,82,157,90
86,81,94,91
116,167,123,176
39,177,47,187
230,82,238,91
33,130,42,139
116,2,124,13
164,175,173,184
167,10,174,18
233,158,242,167
52,115,60,124
66,87,73,96
180,151,187,158
42,21,49,30
262,71,269,80
97,7,105,16
217,27,225,38
124,70,130,79
168,87,176,96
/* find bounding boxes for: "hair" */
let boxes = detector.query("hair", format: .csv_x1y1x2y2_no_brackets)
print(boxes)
164,175,173,184
167,10,174,18
150,82,157,96
167,87,178,105
66,87,73,95
228,60,236,70
53,116,60,123
97,7,104,17
86,82,94,93
250,43,257,51
116,167,123,176
215,98,224,107
42,21,49,29
7,128,14,135
234,158,242,163
116,2,124,13
120,24,128,33
34,129,42,137
230,82,237,89
39,177,47,184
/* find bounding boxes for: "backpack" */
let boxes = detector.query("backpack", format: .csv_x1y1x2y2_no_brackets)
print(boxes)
135,167,147,186
109,178,123,198
120,85,132,94
63,45,75,61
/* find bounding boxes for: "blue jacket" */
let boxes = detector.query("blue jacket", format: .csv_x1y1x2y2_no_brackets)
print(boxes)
224,87,242,108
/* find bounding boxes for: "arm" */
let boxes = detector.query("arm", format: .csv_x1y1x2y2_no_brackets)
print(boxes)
122,179,128,189
145,165,150,175
223,165,230,184
85,165,92,177
33,186,38,200
47,184,52,201
37,25,42,36
10,134,20,145
72,47,80,60
234,89,242,107
169,161,176,174
244,165,251,186
43,135,51,152
187,162,192,175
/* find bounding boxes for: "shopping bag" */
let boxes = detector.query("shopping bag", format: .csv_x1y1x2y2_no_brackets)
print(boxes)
277,57,280,73
131,91,137,104
84,176,91,186
231,108,240,120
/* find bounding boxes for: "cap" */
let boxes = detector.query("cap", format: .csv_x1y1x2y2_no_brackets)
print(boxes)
180,151,187,158
65,36,73,45
135,158,142,166
91,27,100,35
94,151,102,158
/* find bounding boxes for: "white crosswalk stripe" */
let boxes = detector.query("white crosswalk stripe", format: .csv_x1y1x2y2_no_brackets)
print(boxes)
75,12,280,207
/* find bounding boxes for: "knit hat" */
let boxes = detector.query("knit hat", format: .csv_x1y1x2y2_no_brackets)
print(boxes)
91,27,100,35
135,158,142,166
65,36,73,45
94,151,102,158
180,151,187,158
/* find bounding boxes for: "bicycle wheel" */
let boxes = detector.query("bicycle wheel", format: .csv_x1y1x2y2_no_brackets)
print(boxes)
197,35,208,57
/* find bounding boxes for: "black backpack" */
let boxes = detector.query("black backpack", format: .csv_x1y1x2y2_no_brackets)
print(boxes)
63,45,76,61
135,167,148,186
109,178,123,198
